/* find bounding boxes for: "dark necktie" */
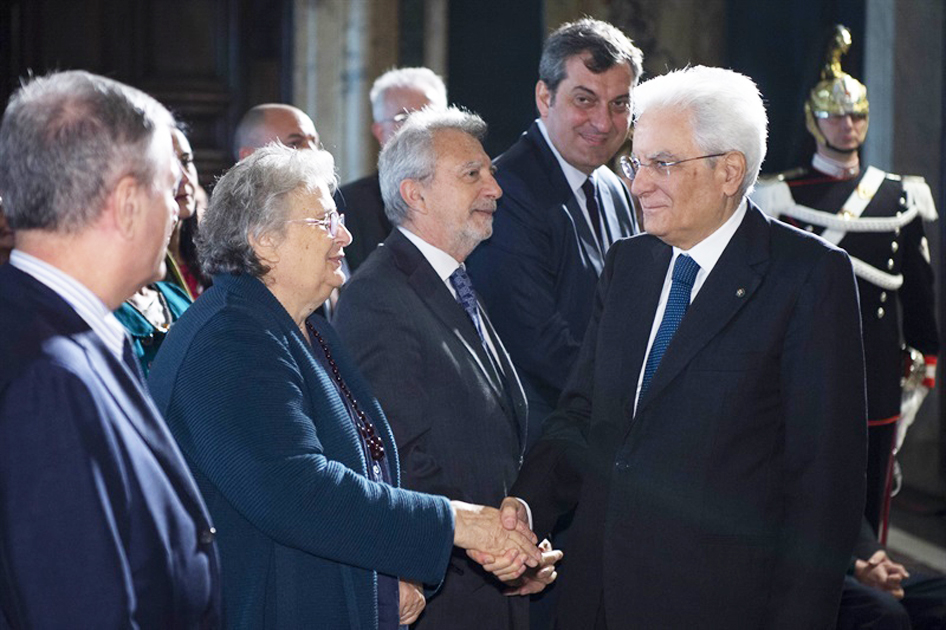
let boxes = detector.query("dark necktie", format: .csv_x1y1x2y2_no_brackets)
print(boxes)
639,255,701,397
581,176,603,247
449,266,485,343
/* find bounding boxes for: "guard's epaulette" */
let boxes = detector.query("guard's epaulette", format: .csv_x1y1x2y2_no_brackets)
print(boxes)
766,166,808,183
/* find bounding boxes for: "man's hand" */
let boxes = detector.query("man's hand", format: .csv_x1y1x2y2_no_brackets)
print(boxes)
465,497,534,580
452,500,541,581
398,579,425,625
854,550,910,599
504,539,563,596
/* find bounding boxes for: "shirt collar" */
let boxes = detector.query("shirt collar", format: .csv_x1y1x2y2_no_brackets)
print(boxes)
674,198,748,276
812,151,860,180
9,249,128,358
536,119,591,195
397,226,461,282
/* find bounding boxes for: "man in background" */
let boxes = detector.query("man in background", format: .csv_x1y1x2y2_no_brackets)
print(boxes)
340,66,448,273
0,70,220,628
466,19,641,449
234,102,320,160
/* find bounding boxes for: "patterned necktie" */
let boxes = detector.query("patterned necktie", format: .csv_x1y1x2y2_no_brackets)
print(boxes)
639,254,701,397
448,266,485,342
581,176,603,247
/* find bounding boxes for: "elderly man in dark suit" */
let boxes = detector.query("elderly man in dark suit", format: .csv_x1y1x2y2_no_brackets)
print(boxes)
466,18,641,448
335,107,554,629
0,70,220,628
505,66,867,629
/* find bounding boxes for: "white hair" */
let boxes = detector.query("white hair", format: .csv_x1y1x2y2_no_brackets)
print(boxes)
369,67,448,122
633,66,768,197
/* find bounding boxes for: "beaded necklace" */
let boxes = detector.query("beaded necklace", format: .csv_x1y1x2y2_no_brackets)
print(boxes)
305,320,385,462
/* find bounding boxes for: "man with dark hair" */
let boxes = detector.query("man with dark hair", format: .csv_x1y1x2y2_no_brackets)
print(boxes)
467,18,641,449
0,70,220,627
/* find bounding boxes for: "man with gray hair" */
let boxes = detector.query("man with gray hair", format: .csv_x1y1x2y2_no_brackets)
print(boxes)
466,18,641,451
507,66,866,628
340,66,448,272
335,107,556,629
0,70,220,627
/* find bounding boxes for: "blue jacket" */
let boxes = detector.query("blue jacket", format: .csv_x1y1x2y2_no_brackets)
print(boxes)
148,273,455,629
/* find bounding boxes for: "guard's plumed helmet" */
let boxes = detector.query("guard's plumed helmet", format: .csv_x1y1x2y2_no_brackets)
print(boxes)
805,24,869,145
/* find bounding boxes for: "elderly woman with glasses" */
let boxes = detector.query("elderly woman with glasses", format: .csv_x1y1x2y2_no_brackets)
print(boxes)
147,144,542,630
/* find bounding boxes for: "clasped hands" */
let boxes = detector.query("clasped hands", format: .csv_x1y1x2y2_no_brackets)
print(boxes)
452,497,563,595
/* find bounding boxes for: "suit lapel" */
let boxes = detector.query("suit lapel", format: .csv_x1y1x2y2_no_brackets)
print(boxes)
480,308,529,446
620,240,672,417
388,231,509,404
526,123,607,273
636,206,771,414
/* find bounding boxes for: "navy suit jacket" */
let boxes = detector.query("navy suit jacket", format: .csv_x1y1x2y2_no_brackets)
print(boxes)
0,264,220,629
148,273,455,630
335,228,529,629
466,121,638,446
512,205,867,629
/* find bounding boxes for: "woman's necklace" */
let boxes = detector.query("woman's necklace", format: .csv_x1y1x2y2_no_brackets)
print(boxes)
305,320,385,462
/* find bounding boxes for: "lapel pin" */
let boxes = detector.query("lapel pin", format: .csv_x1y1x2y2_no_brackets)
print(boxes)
735,288,746,298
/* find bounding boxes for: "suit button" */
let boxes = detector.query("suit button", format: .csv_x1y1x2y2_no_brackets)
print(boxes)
877,307,885,319
891,241,899,253
887,259,895,270
199,527,216,545
880,292,887,303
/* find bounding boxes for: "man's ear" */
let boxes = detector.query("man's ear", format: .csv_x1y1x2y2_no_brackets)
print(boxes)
536,80,552,119
370,122,385,146
110,174,143,240
720,152,747,197
400,179,427,215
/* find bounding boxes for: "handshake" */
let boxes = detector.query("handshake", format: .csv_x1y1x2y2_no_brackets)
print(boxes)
452,497,563,596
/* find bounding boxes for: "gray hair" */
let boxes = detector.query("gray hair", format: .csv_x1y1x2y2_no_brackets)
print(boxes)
539,18,643,96
199,143,337,277
378,107,486,226
0,70,174,233
632,66,768,198
369,67,448,122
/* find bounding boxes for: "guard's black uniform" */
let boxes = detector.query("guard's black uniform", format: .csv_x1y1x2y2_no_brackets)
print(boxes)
763,165,939,536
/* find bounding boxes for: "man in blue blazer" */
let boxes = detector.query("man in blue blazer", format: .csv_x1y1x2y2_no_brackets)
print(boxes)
508,67,867,628
336,108,536,629
0,71,220,628
466,19,641,447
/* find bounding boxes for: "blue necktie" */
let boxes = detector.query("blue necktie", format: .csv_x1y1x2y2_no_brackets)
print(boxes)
640,254,701,397
449,266,485,343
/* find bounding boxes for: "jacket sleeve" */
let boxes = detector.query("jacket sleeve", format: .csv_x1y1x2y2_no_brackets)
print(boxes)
153,310,455,585
765,247,868,628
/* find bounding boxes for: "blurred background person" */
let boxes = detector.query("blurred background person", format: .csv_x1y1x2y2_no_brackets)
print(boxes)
147,144,548,630
339,66,447,273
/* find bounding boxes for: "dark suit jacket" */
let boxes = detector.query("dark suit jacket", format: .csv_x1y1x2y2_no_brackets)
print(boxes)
512,205,867,629
466,121,638,447
334,228,529,629
0,264,220,629
339,172,392,274
148,272,455,630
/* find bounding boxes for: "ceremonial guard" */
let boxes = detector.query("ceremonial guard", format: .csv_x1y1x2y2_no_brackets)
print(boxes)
753,26,939,541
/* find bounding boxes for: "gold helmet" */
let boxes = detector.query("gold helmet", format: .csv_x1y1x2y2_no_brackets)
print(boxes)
805,25,869,145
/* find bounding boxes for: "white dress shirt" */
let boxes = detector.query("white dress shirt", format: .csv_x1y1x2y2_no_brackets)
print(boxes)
536,119,607,248
10,249,127,360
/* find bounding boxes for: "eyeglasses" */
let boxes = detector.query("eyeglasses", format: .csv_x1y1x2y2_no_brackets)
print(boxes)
285,210,345,238
620,153,727,180
378,110,412,125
